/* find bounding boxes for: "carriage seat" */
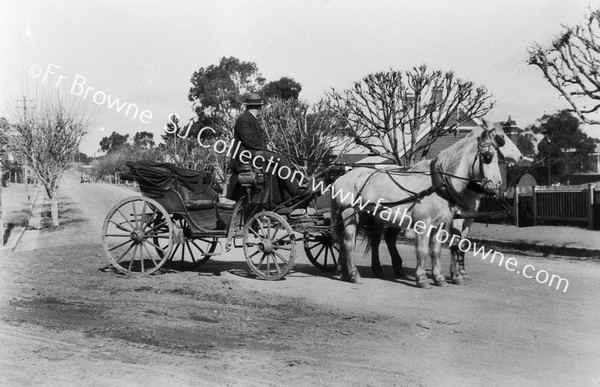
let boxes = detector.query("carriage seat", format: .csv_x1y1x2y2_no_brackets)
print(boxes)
185,199,235,211
236,163,264,189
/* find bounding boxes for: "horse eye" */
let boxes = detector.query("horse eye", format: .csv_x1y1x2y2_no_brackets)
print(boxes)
483,152,494,164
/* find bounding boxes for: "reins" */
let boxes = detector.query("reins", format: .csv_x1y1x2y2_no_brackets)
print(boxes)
271,129,513,223
332,147,512,225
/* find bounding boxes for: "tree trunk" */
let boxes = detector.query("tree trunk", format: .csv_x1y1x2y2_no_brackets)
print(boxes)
0,162,4,244
49,193,59,227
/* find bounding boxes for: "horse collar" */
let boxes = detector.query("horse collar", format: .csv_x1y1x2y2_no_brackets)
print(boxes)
429,158,471,212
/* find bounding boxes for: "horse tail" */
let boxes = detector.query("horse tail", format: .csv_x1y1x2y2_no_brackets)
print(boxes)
362,225,373,255
360,220,383,256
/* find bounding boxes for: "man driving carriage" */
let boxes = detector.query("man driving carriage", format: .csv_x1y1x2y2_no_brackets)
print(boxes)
227,93,310,204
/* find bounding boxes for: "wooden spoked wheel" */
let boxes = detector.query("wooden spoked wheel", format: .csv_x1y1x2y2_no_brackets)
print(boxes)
101,197,173,275
242,211,296,280
303,231,339,272
153,217,218,270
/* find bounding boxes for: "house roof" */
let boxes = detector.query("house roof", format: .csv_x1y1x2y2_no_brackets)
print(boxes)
445,110,480,128
395,110,482,160
499,115,523,134
335,153,373,165
417,131,469,160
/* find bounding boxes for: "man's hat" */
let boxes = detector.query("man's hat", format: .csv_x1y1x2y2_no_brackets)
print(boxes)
243,93,264,106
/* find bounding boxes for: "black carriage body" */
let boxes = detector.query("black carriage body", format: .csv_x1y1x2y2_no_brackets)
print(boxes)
124,162,233,233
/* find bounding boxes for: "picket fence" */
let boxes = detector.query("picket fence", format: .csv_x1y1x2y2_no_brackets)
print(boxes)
513,184,599,229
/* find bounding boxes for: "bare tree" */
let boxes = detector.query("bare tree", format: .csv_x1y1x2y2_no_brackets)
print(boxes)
260,98,353,177
327,65,494,167
8,89,95,226
529,9,600,125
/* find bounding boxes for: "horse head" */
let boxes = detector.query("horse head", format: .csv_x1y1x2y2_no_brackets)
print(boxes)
481,119,524,166
473,123,504,190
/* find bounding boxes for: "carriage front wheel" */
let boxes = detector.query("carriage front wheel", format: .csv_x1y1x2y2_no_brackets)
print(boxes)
303,231,339,272
101,197,174,275
242,211,296,280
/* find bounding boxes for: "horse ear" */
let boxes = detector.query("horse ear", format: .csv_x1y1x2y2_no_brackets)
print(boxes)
495,133,506,147
479,126,492,141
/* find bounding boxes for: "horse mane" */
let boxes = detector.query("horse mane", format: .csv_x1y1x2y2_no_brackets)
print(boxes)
433,131,480,176
410,159,430,172
408,129,484,174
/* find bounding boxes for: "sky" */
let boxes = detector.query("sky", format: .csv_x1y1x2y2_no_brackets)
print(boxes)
1,0,600,155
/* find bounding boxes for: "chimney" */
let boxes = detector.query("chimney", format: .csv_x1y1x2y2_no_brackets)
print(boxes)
501,115,521,143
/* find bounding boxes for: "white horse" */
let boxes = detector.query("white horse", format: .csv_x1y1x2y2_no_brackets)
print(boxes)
363,120,523,284
331,124,504,288
448,122,522,283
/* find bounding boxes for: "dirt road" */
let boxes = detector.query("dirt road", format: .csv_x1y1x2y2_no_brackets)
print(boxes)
1,174,599,386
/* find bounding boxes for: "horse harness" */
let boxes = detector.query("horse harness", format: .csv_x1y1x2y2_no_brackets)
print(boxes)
365,134,511,221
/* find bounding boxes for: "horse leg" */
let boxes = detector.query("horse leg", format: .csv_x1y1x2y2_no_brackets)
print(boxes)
339,207,362,284
450,245,465,285
449,223,465,285
384,228,404,277
367,227,384,277
414,233,431,289
459,219,474,278
429,230,447,287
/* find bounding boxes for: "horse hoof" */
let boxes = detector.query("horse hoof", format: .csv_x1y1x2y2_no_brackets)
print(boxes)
351,275,363,284
417,281,432,289
435,278,448,287
452,276,465,285
372,268,383,278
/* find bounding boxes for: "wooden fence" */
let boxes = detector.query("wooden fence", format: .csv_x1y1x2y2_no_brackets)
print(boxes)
514,184,598,229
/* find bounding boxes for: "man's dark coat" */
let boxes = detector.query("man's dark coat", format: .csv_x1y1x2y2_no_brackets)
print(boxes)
233,110,266,156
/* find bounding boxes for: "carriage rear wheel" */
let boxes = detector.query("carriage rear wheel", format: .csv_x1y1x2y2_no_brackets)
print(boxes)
153,217,218,270
303,231,339,272
242,211,296,280
101,197,174,275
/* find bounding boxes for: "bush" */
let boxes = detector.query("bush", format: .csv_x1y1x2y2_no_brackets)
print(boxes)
91,146,163,181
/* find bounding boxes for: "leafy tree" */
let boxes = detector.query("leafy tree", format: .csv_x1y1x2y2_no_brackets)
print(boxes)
260,98,352,177
91,146,162,181
529,8,600,125
515,131,538,158
99,131,129,154
184,57,267,188
133,131,155,148
188,56,265,134
262,77,302,100
529,110,597,183
327,65,494,167
9,89,94,226
74,151,92,164
0,117,8,143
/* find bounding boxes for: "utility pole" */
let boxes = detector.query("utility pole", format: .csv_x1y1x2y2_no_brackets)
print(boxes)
17,95,34,201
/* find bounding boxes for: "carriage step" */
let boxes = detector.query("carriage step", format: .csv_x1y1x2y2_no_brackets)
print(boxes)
202,240,224,256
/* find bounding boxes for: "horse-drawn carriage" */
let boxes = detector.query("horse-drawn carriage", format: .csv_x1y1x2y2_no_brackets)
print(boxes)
101,120,521,286
101,161,339,279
